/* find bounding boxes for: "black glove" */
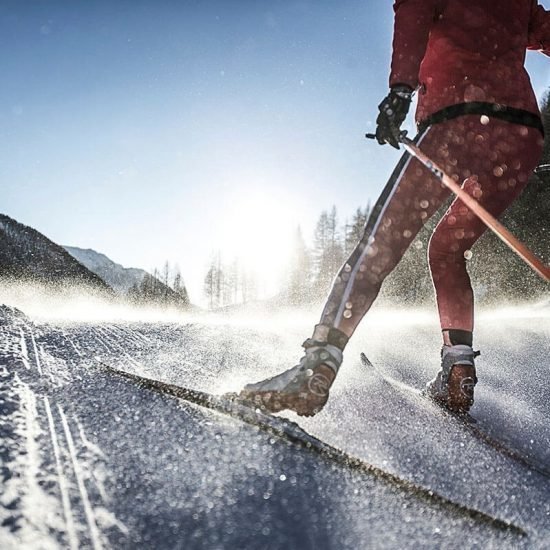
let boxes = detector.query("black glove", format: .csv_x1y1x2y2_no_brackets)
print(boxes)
375,85,413,149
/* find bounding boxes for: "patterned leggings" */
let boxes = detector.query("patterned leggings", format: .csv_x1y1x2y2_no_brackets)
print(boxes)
319,115,543,339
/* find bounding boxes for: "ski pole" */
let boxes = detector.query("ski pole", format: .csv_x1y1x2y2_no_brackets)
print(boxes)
365,131,550,282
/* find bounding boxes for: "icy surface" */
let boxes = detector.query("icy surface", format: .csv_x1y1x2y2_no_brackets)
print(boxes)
0,303,549,549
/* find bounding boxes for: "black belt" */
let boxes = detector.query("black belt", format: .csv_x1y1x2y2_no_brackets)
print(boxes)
418,102,544,135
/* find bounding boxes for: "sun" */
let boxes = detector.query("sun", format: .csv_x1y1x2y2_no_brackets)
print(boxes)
218,187,301,296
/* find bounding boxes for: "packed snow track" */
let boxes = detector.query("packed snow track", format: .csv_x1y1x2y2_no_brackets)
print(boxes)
0,304,549,549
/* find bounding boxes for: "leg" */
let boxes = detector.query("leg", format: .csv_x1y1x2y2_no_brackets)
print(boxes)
429,118,544,338
426,117,544,412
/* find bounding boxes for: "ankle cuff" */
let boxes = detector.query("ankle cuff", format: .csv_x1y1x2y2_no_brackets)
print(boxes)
443,329,473,347
311,324,349,350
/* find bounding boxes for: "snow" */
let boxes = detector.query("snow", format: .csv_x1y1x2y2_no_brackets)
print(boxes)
0,303,549,548
0,307,126,549
0,375,62,550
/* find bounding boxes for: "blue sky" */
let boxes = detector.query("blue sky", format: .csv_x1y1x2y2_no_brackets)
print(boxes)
3,0,550,303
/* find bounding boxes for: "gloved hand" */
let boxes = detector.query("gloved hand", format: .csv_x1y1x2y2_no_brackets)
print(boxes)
375,85,413,149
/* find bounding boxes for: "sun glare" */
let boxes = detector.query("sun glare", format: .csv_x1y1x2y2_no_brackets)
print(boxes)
218,187,300,296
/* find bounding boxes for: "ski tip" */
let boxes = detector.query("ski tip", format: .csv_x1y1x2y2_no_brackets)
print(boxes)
359,352,374,367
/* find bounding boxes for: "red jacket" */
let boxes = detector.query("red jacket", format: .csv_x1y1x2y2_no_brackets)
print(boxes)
390,0,550,127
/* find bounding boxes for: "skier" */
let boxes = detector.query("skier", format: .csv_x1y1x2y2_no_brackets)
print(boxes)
239,0,549,415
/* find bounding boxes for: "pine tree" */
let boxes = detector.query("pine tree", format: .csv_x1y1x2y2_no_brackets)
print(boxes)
162,261,170,301
204,264,216,310
127,281,141,304
345,203,371,255
286,225,312,305
141,272,156,302
326,205,345,284
203,253,225,309
223,258,238,306
241,268,258,303
216,253,223,307
173,266,190,305
313,206,344,296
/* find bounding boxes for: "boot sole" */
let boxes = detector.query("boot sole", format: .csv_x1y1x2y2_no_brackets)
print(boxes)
239,389,329,417
447,365,476,413
239,366,334,417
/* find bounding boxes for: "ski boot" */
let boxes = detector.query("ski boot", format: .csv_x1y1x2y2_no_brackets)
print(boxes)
424,344,479,414
238,325,348,417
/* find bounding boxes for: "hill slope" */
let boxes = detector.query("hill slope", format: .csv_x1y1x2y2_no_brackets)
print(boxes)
64,246,147,294
0,214,112,292
65,245,190,307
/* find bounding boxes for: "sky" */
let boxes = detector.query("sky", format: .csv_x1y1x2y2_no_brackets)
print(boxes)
3,0,550,304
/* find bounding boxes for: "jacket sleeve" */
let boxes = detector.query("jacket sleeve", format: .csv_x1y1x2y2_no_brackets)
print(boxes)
528,1,550,56
389,0,440,89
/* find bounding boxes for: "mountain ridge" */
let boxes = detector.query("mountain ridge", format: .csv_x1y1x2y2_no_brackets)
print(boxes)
0,213,113,293
64,246,147,294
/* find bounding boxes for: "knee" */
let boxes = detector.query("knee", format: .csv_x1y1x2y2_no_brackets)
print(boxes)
428,231,467,282
361,242,401,284
428,231,447,264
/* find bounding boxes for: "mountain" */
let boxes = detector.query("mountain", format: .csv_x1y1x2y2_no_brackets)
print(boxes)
0,214,112,292
64,246,147,294
64,246,190,307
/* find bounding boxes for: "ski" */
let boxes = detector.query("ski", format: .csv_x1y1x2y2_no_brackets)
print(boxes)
95,360,526,537
360,352,550,481
96,359,325,448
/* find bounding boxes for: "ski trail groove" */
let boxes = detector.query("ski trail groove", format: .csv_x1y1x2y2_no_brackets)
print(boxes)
62,330,84,358
29,327,43,376
7,375,60,547
108,323,202,371
74,416,105,459
108,325,145,346
124,325,152,344
92,328,114,353
74,415,109,503
58,404,103,550
44,396,79,550
18,328,31,370
96,327,144,369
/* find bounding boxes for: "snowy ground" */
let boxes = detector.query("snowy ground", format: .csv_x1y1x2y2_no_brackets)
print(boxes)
0,301,549,549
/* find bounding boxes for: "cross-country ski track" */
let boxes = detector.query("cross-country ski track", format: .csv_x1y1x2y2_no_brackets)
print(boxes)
1,304,549,549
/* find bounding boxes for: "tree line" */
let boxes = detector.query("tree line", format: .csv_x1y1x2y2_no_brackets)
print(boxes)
128,261,190,308
203,204,371,309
